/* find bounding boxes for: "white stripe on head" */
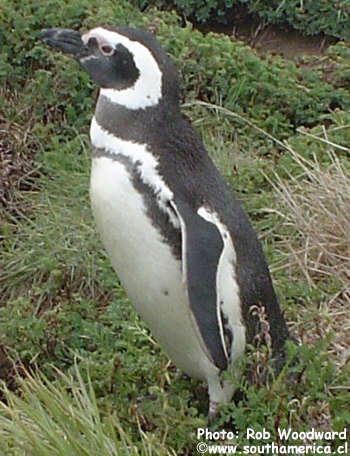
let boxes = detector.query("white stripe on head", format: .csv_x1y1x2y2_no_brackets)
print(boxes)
82,27,162,109
90,117,180,228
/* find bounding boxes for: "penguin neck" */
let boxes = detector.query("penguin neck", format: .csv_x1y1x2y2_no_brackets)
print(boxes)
94,93,181,144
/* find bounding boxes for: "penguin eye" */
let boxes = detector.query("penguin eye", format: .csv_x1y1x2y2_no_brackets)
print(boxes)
100,44,113,56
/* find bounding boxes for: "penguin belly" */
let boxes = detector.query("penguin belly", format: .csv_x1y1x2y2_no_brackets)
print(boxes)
90,156,219,381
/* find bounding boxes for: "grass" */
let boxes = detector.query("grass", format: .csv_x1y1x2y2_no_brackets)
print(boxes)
0,131,98,304
2,100,349,453
271,145,350,297
1,1,350,453
0,362,177,456
0,96,349,455
268,142,350,369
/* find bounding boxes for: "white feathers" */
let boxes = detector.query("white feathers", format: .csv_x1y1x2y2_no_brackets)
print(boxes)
82,27,162,109
90,156,223,384
197,206,246,363
90,116,246,367
79,54,99,64
90,117,180,228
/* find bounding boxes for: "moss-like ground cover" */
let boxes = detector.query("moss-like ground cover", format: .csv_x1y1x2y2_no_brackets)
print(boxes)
0,1,349,454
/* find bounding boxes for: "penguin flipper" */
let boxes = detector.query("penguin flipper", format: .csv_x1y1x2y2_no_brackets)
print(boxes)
170,199,228,370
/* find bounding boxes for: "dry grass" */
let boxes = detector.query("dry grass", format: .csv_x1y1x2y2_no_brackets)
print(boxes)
0,88,42,234
273,149,350,295
269,143,350,367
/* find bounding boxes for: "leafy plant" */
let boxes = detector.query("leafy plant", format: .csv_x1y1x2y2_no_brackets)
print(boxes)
1,0,349,453
141,0,350,39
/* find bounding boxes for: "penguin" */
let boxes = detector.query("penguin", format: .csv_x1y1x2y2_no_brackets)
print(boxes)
40,26,289,420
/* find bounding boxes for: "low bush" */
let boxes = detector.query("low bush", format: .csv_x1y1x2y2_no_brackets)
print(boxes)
1,0,349,453
141,0,350,40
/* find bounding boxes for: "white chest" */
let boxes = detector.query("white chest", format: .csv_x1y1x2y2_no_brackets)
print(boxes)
89,155,218,381
90,156,181,306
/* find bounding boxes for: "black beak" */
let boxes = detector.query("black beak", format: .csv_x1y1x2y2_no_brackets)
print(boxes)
40,28,86,58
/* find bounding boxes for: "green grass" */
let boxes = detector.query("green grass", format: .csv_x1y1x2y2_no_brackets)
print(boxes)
0,362,178,456
1,101,349,452
1,0,349,453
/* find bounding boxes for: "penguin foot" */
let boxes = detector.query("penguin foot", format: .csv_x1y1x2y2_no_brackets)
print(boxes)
208,400,219,424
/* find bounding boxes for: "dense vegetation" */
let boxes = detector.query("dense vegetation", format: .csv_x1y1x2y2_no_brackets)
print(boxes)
1,0,349,454
142,0,350,39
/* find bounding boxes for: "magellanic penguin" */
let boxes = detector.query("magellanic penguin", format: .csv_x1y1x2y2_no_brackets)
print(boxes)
40,26,289,420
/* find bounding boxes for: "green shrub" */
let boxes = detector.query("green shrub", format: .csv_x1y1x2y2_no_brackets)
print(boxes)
246,0,350,39
0,0,142,86
155,22,350,139
2,0,350,143
141,0,350,39
1,0,349,452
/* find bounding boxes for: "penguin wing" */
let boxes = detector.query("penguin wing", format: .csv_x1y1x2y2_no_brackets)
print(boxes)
169,199,230,370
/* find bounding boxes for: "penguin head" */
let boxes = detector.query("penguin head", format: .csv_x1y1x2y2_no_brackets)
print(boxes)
40,26,180,110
